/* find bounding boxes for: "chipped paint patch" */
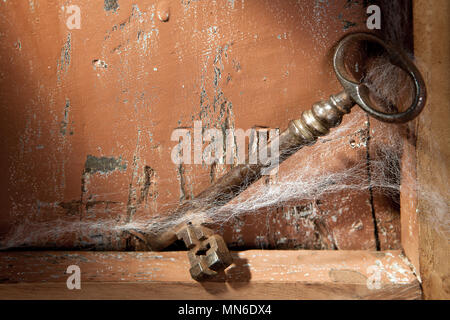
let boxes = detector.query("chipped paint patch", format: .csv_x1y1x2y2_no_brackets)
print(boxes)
104,0,119,12
59,99,72,136
92,59,108,69
58,33,71,74
84,155,127,174
329,269,367,284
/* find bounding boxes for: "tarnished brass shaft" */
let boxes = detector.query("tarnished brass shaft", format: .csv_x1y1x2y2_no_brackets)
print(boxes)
136,91,355,251
132,33,427,252
103,33,427,281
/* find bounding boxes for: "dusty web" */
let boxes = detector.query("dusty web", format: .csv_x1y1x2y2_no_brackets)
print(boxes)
1,2,448,250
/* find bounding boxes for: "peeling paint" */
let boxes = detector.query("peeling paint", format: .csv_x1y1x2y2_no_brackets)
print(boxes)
59,99,72,136
0,0,403,250
104,0,119,12
92,59,108,69
57,33,71,76
84,155,127,175
139,165,157,204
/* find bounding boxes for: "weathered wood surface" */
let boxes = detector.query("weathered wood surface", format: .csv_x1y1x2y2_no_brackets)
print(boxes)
412,0,450,300
0,0,404,251
0,250,421,299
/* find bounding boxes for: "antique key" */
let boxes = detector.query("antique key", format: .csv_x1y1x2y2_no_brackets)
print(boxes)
177,223,233,280
130,33,426,281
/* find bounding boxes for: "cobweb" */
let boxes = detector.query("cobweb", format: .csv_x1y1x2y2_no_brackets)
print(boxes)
2,82,447,250
1,2,448,250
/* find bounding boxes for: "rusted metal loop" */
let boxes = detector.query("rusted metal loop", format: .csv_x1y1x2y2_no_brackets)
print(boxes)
333,32,427,123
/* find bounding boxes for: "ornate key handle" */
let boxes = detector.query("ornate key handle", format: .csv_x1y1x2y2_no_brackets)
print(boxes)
333,33,427,123
284,32,427,167
131,33,427,281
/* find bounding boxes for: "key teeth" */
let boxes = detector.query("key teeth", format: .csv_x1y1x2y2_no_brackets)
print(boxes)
206,235,233,271
176,225,196,249
189,260,218,281
178,223,233,281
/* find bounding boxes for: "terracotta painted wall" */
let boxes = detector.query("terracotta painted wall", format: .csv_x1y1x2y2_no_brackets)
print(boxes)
0,0,406,250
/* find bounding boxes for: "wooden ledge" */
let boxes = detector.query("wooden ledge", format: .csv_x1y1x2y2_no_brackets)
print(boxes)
0,250,421,300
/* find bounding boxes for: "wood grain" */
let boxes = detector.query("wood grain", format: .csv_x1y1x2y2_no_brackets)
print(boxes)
0,0,399,250
413,0,450,300
0,250,421,299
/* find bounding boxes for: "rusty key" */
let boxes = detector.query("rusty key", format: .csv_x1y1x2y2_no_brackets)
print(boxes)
127,33,426,281
127,213,233,281
176,223,233,281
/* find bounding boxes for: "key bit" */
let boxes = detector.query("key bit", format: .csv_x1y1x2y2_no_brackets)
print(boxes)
176,223,233,281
